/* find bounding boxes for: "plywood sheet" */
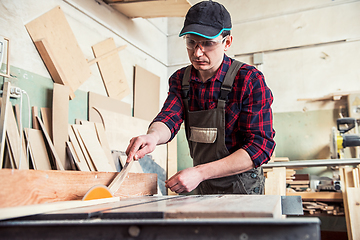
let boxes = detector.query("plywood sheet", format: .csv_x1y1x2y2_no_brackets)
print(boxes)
68,125,90,171
133,65,160,121
71,124,95,171
76,124,115,172
52,83,70,169
88,91,131,125
40,107,52,140
0,82,11,168
107,0,191,18
0,169,157,208
94,122,117,170
36,116,64,170
91,38,130,101
24,128,51,170
94,107,167,173
5,103,28,169
25,6,91,99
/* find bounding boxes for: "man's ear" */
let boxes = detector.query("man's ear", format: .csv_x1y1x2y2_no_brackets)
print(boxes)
224,35,233,51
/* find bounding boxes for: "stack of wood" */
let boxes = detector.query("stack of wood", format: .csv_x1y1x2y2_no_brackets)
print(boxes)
287,174,310,191
302,201,344,216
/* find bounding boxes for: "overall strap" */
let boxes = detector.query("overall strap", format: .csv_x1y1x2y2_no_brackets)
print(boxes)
218,60,244,108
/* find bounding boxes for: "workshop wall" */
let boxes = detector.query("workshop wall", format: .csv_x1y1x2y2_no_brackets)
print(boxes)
0,0,169,126
168,0,360,164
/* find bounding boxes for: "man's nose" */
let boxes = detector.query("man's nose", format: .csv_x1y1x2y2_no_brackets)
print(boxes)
193,44,204,56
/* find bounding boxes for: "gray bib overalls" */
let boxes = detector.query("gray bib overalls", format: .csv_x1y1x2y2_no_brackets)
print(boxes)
182,60,265,195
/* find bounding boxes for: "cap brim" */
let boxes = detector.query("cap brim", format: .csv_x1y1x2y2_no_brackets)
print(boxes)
179,24,230,39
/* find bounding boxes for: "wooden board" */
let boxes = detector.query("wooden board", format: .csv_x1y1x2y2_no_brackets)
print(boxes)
107,0,191,18
52,83,71,170
265,167,286,196
346,187,360,240
31,106,40,130
5,103,28,169
24,128,51,170
67,125,90,171
93,107,167,176
94,122,116,170
88,91,131,125
0,81,11,168
52,83,70,169
70,125,95,171
0,197,120,221
91,38,130,101
75,124,115,172
40,107,52,140
36,116,64,170
25,6,91,99
0,169,157,208
133,65,160,121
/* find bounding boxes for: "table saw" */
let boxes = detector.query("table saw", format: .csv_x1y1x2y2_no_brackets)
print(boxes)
0,194,320,240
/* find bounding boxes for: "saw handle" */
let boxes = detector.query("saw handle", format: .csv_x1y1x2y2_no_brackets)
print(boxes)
337,117,356,134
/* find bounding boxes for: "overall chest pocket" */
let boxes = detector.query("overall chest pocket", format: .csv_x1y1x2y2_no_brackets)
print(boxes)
189,127,217,143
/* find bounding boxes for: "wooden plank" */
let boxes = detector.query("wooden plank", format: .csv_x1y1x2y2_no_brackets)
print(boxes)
0,81,11,168
91,38,130,101
40,107,52,140
25,6,91,99
133,65,160,121
24,128,51,170
88,91,131,125
93,107,167,176
76,124,115,172
346,187,360,240
265,167,286,196
88,45,126,66
94,122,116,171
67,125,90,171
71,124,95,171
286,191,343,202
0,197,120,221
340,167,353,240
36,116,64,170
52,83,70,169
0,169,157,208
31,106,40,130
5,103,28,169
108,0,191,18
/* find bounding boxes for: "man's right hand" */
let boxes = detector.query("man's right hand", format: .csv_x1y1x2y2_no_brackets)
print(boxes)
125,121,171,163
125,134,158,162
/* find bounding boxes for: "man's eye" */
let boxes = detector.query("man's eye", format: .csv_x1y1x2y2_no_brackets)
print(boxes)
187,39,196,45
203,41,216,47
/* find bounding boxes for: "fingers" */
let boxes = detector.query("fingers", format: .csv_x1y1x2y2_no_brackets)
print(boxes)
125,137,142,162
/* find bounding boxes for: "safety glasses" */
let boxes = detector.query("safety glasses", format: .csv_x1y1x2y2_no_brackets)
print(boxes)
184,36,227,51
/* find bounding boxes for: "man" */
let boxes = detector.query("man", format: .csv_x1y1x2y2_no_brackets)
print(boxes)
126,0,275,195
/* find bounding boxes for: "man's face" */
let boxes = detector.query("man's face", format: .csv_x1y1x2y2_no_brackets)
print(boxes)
185,34,232,73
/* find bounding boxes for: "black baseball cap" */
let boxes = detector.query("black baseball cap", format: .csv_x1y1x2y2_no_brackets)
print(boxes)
179,0,232,39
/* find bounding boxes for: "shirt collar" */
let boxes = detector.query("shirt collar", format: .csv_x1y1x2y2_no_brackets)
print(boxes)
190,54,232,84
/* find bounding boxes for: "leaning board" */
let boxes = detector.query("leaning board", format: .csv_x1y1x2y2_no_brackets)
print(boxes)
25,6,91,99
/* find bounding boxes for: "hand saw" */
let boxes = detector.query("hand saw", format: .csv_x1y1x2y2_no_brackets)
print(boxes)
82,159,134,201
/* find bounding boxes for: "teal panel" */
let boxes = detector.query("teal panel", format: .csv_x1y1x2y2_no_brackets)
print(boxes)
273,109,338,161
1,65,88,128
177,125,193,171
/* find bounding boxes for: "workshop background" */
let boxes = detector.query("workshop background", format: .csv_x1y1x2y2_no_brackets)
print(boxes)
1,0,360,238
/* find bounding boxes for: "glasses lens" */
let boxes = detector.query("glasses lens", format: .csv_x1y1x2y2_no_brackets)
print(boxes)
185,37,226,51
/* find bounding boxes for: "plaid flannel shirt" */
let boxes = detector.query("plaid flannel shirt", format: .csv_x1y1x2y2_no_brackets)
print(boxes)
153,54,275,167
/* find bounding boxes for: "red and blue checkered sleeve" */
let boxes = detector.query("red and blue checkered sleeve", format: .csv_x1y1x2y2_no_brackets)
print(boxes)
239,68,276,167
152,69,185,142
